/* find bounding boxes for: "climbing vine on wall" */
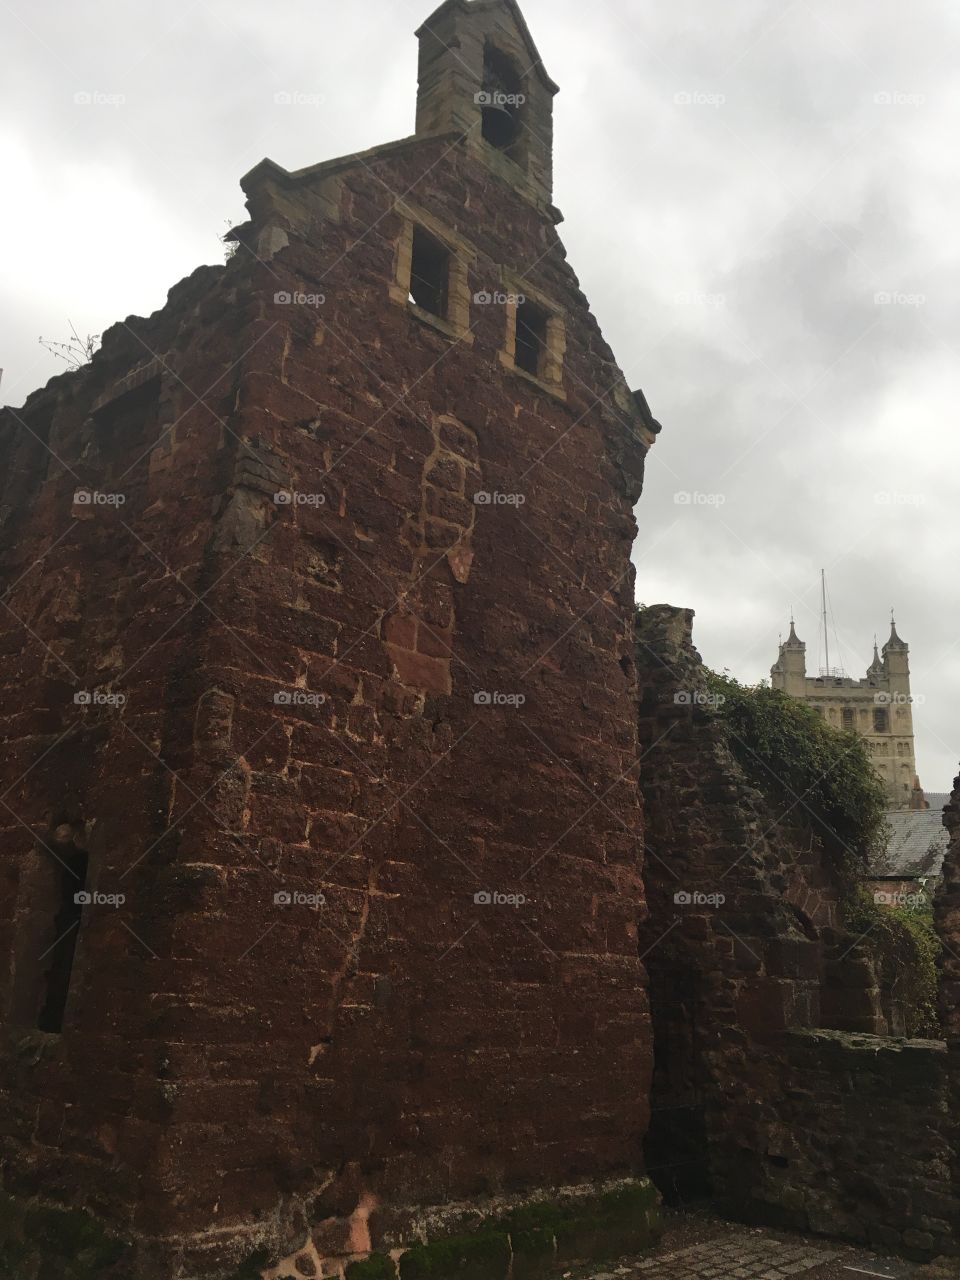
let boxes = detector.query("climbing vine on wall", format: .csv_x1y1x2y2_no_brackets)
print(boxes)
703,671,888,860
842,891,942,1038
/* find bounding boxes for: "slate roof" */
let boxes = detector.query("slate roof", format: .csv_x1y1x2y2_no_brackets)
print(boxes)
868,808,950,879
924,792,951,812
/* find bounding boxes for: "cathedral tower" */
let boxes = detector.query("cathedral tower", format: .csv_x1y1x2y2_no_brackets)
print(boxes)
771,616,923,809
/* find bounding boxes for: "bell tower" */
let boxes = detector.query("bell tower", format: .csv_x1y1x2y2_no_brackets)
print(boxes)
415,0,559,206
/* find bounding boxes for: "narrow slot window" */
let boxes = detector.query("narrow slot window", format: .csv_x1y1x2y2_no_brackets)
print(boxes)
37,847,88,1033
514,299,549,376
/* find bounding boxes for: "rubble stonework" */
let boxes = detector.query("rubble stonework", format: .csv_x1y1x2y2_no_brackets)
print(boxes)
0,2,660,1276
635,605,959,1259
935,774,960,1242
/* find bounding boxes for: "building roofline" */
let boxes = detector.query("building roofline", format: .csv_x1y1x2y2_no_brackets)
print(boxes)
240,131,463,195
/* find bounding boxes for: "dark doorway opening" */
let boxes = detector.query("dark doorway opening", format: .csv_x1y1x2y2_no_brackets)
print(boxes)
642,967,713,1206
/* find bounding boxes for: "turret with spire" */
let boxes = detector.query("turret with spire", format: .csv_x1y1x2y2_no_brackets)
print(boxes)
882,613,910,695
868,637,883,676
770,615,807,696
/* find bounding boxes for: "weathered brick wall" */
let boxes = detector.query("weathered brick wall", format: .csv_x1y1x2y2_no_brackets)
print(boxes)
0,262,254,1240
775,1030,956,1259
0,126,655,1275
635,604,958,1260
635,605,828,1210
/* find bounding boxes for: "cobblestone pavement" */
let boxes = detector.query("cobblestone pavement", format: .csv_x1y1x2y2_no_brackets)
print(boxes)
567,1217,943,1280
579,1236,840,1278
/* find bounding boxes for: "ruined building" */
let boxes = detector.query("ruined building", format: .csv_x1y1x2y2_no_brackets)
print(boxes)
2,2,960,1278
637,606,959,1258
771,618,925,809
0,1,662,1276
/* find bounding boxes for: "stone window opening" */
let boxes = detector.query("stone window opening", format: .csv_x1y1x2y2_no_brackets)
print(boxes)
38,844,88,1033
873,707,889,733
515,299,550,376
408,226,451,319
390,208,474,343
12,835,89,1033
498,283,565,396
480,45,524,153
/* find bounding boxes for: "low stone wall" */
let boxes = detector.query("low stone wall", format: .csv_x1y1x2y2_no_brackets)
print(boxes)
750,1030,956,1259
0,1178,661,1280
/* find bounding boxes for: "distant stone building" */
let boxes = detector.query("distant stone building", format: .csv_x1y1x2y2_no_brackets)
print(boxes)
865,798,950,908
771,618,924,809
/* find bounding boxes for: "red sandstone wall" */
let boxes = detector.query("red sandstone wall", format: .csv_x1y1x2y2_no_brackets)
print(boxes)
0,131,653,1275
0,264,256,1234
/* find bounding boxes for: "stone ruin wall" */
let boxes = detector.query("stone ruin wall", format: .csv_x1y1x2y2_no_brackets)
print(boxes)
935,775,960,1259
0,129,657,1278
635,604,959,1261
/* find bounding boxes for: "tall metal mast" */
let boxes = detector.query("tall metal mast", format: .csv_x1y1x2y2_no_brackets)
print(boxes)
821,568,830,676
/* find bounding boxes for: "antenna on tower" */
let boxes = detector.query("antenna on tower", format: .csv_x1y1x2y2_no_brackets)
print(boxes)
817,570,847,678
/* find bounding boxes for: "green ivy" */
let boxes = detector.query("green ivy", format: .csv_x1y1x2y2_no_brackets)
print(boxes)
842,889,942,1038
704,671,888,860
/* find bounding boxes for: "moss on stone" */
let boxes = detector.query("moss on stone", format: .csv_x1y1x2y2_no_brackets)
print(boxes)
481,1202,566,1238
598,1180,659,1218
510,1226,555,1256
399,1231,510,1280
226,1247,272,1280
345,1253,396,1280
17,1202,128,1275
0,1239,30,1273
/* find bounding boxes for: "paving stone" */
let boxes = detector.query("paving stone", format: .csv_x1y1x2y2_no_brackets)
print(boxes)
580,1232,841,1279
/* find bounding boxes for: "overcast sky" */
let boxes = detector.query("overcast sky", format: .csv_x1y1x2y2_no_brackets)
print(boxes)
2,0,957,792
